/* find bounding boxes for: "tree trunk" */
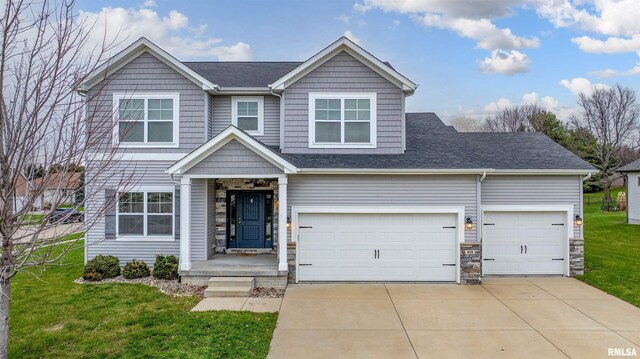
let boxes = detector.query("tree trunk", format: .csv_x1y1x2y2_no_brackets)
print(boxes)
0,277,10,359
604,183,612,203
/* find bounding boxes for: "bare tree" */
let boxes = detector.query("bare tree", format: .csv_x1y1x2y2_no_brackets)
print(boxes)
448,116,483,132
0,1,132,357
483,104,548,132
571,85,640,201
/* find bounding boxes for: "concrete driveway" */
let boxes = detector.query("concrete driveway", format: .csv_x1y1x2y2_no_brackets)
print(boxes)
268,277,640,358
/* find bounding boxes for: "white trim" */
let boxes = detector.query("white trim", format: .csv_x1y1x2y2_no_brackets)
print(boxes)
203,180,209,259
204,92,210,143
278,176,288,271
231,96,264,136
308,92,377,149
183,174,287,180
180,177,192,270
79,38,218,92
269,37,417,92
291,206,465,284
219,87,272,95
115,185,176,242
112,92,180,148
166,126,298,175
481,205,574,277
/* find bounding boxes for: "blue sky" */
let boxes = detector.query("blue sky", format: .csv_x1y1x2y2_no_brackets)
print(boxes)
76,0,640,124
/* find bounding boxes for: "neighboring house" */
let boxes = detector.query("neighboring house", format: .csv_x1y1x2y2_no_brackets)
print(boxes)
34,172,82,208
14,173,35,212
79,37,594,286
619,159,640,224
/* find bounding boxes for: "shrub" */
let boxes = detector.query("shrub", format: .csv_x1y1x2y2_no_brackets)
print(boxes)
153,255,179,280
83,255,120,281
123,259,151,279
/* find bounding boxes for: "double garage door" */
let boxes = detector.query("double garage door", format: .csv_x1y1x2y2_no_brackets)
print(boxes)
297,212,459,282
482,211,567,275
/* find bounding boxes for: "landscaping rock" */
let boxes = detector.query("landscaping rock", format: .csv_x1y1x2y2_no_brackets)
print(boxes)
250,287,285,298
74,276,206,298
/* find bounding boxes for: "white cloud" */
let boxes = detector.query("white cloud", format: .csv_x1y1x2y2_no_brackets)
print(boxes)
354,0,521,19
479,49,531,75
522,92,538,104
559,77,610,96
571,34,640,56
78,6,253,60
592,63,640,78
336,14,352,23
422,16,539,50
484,97,514,112
142,0,156,7
343,30,362,45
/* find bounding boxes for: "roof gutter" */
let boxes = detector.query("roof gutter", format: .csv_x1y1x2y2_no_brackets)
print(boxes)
480,171,487,182
296,168,594,175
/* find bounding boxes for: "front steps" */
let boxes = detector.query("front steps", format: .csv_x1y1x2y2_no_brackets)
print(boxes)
204,277,254,298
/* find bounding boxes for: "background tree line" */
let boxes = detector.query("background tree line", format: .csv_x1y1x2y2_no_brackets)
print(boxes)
450,85,640,201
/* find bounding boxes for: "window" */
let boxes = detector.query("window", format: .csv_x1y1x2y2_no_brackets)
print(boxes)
309,93,376,148
117,189,174,240
113,93,179,147
232,96,264,135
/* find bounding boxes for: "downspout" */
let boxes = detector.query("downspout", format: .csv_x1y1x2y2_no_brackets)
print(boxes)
270,88,284,151
477,171,486,247
580,172,592,233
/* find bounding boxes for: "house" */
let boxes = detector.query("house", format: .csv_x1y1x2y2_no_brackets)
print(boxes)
34,172,83,208
79,37,594,287
14,173,34,212
619,159,640,224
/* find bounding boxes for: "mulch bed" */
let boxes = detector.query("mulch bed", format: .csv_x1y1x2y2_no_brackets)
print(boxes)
74,276,206,298
250,287,285,298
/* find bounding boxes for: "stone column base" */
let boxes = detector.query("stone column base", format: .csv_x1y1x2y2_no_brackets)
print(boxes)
569,238,584,277
460,242,481,285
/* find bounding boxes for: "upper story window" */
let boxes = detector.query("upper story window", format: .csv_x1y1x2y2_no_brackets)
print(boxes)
113,93,179,148
232,96,264,135
308,93,377,148
117,187,174,241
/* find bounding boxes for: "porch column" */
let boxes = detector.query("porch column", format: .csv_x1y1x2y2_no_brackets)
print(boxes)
180,177,191,271
278,176,288,271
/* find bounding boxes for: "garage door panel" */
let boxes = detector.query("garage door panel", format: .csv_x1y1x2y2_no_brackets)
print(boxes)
297,212,458,282
483,211,566,276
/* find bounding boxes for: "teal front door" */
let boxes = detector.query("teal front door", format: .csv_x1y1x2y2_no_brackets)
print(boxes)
236,192,266,248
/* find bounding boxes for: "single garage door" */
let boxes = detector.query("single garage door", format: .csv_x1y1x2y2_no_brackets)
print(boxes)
482,211,567,275
297,212,458,282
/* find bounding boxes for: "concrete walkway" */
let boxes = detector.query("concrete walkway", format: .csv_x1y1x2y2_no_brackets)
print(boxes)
268,277,640,358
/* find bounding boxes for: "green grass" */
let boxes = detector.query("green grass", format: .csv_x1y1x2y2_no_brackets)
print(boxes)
9,243,277,358
22,213,44,225
580,188,640,307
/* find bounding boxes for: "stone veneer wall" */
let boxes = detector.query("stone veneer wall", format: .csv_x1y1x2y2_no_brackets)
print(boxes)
569,237,584,277
460,242,481,285
287,242,296,283
213,179,279,252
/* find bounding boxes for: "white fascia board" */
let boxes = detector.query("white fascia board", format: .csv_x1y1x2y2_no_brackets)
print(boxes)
217,87,272,95
490,169,593,175
165,126,298,175
269,37,417,92
80,37,219,92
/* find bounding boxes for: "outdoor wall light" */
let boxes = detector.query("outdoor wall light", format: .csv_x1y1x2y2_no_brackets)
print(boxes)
575,215,583,226
287,217,291,229
465,217,473,230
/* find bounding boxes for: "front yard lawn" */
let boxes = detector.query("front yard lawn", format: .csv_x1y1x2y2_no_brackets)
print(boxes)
10,242,277,358
581,189,640,307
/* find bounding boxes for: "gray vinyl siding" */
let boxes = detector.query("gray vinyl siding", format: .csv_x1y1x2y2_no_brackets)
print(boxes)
207,179,216,258
85,160,180,265
627,173,640,223
207,94,214,140
287,174,478,242
210,95,280,146
184,140,283,175
87,51,205,153
190,179,206,261
282,51,404,154
481,175,583,238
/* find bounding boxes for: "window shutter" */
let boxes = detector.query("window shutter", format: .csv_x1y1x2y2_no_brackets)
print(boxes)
174,187,180,240
104,189,117,240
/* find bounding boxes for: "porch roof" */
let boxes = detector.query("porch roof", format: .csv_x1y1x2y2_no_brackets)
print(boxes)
166,126,298,175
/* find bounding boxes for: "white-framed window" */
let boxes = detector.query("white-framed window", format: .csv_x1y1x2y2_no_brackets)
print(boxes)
308,92,377,148
112,93,180,148
231,96,264,135
116,186,174,241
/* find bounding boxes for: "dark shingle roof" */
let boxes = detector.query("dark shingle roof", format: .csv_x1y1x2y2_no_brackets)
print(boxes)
276,113,595,171
619,159,640,172
182,60,395,88
183,62,302,87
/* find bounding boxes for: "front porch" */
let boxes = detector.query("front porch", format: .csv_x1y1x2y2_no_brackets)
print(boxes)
180,254,288,288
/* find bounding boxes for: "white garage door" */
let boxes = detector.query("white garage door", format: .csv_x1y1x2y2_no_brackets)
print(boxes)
297,212,458,282
482,211,567,275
